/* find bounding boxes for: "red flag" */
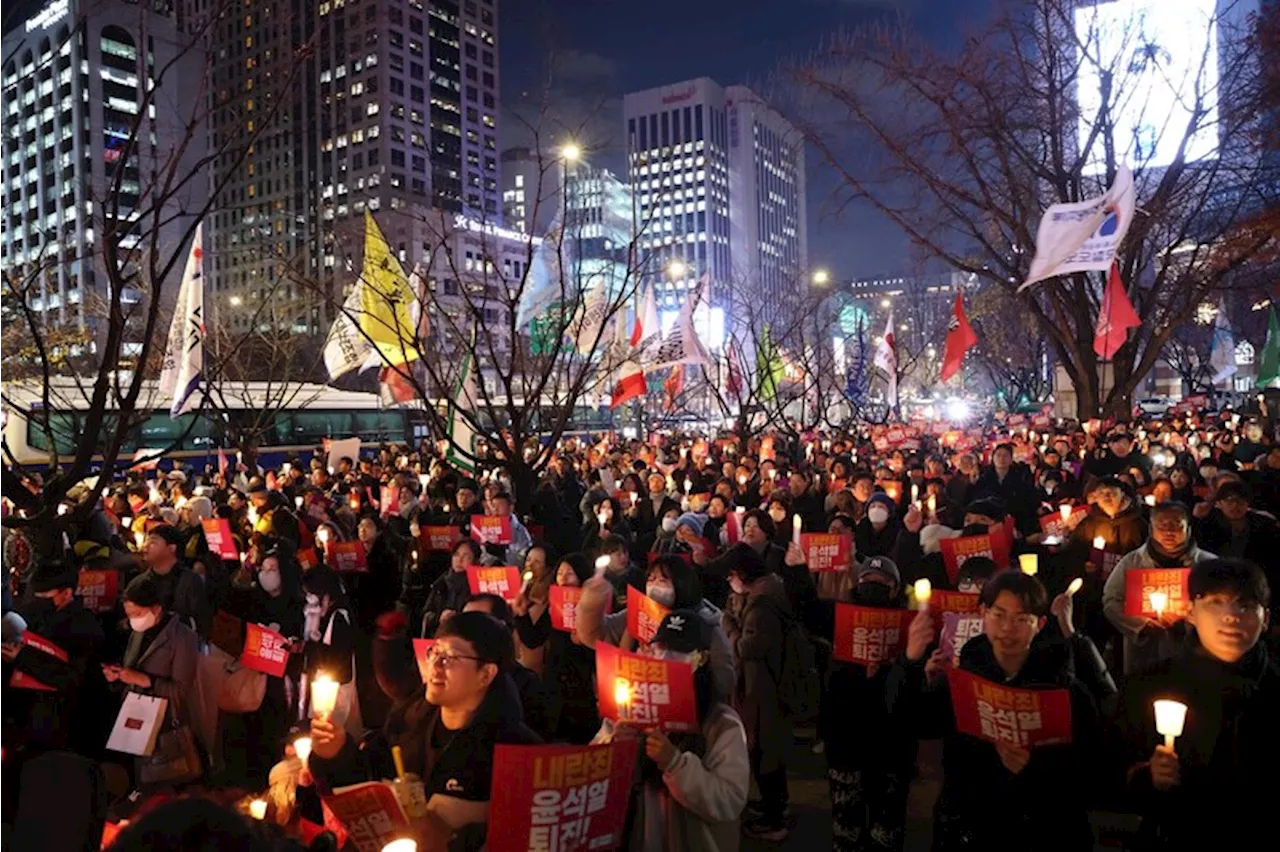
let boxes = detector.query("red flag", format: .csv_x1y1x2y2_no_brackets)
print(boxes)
726,343,744,396
217,447,228,478
631,283,659,348
663,364,683,411
379,365,417,405
1094,262,1141,359
611,361,647,408
941,291,978,381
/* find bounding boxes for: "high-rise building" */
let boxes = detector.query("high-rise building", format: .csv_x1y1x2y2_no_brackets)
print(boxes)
500,145,562,236
623,76,807,335
208,0,503,330
1,0,207,350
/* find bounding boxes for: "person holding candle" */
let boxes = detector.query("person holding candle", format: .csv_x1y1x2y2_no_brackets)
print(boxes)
1104,502,1216,675
1111,558,1279,849
891,571,1101,850
787,470,827,536
311,611,540,848
299,566,362,736
245,479,301,550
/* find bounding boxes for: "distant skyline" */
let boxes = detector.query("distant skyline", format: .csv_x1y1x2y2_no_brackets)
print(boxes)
500,0,993,281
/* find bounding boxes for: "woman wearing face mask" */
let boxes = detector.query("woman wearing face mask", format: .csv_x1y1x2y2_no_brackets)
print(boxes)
103,575,204,788
580,495,633,554
594,610,750,852
649,508,685,556
512,552,600,744
221,542,304,785
855,493,902,560
575,554,737,702
300,566,362,736
821,556,918,852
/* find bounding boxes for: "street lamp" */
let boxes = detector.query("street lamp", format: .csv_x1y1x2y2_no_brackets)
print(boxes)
879,297,891,308
229,295,243,307
812,268,830,287
667,258,687,280
561,141,582,163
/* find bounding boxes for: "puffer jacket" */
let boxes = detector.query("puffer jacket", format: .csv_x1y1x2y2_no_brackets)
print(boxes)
721,574,790,774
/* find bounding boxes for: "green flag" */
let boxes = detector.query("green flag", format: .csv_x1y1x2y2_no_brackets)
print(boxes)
1257,308,1280,390
757,325,786,402
446,337,478,474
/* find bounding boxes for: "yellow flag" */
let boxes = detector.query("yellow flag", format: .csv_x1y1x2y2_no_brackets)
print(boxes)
359,210,419,366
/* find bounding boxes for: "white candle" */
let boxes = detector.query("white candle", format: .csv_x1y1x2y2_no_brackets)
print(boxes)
311,674,340,720
614,678,632,707
792,514,802,545
249,799,267,820
1149,591,1168,619
1067,577,1084,595
1153,699,1188,750
914,578,932,608
1059,504,1072,524
293,736,312,766
381,841,418,852
911,484,919,503
295,496,304,510
629,491,638,507
683,478,691,494
1019,553,1038,576
1092,536,1105,551
594,555,611,577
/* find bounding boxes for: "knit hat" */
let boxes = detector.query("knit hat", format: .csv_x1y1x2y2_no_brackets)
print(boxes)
964,497,1007,522
674,512,707,538
652,609,712,654
724,543,768,583
868,492,896,511
857,555,901,585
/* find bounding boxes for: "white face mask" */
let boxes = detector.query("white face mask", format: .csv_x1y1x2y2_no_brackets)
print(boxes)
259,570,282,594
129,612,158,633
868,506,890,525
646,582,677,608
729,575,746,595
661,517,678,533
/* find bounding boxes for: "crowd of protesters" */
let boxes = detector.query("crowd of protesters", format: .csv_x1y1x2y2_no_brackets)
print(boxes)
2,402,1279,851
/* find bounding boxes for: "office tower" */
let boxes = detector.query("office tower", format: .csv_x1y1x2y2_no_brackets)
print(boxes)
1,0,206,347
500,145,562,236
623,76,807,334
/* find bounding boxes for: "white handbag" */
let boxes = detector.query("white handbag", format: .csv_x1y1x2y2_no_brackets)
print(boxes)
106,692,168,757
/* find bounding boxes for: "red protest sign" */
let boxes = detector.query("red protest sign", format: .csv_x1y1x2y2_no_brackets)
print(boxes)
832,604,914,665
240,623,290,678
378,484,397,518
8,631,69,691
930,589,981,631
201,518,239,561
210,609,244,656
487,740,639,852
939,611,985,666
76,568,119,613
939,527,1013,583
470,515,513,546
329,540,368,573
296,547,319,570
946,668,1073,747
1037,505,1088,540
412,638,436,681
422,525,462,552
1124,567,1191,619
723,510,742,545
550,584,612,633
625,585,670,645
320,782,411,852
466,565,522,601
594,642,698,732
801,533,851,571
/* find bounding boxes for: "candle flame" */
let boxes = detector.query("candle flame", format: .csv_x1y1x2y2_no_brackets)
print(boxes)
614,679,631,706
1067,577,1084,595
914,578,932,604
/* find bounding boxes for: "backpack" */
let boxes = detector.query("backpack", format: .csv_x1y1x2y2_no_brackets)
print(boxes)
775,609,822,722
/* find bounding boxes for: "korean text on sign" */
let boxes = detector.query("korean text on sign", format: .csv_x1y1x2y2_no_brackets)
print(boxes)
939,612,984,666
241,623,290,678
1124,567,1191,619
832,604,914,665
76,568,119,613
200,518,239,561
625,585,670,645
466,566,522,601
470,515,513,546
946,668,1072,747
320,782,411,852
801,533,850,572
486,740,639,852
595,642,698,732
422,525,461,552
550,585,611,633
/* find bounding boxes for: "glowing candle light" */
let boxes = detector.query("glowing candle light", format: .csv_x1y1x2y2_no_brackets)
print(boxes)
1092,536,1105,551
1019,553,1039,576
1153,700,1188,750
293,736,312,766
1067,577,1084,596
381,841,418,852
311,673,339,720
914,579,932,608
249,799,267,820
614,678,632,708
1149,591,1168,619
1060,505,1072,524
792,514,802,545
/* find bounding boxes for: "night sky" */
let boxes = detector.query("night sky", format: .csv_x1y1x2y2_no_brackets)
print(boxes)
501,0,994,280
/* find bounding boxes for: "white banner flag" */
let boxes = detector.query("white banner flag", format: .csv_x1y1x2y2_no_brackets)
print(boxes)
324,278,374,379
158,224,205,418
1020,165,1135,291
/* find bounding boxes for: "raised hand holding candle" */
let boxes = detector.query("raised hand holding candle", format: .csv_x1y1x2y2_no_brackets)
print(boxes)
1149,591,1168,620
1153,699,1187,750
594,555,611,578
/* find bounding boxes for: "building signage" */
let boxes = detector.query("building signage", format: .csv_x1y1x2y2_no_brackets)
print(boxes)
26,0,69,32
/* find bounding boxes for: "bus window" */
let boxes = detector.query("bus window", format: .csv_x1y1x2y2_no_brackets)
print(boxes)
25,411,79,456
352,410,407,443
139,413,213,452
275,411,354,444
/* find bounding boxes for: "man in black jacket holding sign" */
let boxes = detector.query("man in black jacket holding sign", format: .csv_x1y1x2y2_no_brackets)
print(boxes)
3,561,105,756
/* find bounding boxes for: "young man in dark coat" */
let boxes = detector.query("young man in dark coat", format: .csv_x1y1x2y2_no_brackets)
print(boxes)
1112,558,1280,851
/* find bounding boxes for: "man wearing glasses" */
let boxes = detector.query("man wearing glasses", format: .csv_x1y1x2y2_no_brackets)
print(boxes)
1112,558,1279,850
309,610,540,847
1104,502,1216,675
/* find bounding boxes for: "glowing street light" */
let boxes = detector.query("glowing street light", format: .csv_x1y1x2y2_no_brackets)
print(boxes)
561,141,582,163
229,295,243,307
812,268,831,286
879,297,891,308
668,258,687,280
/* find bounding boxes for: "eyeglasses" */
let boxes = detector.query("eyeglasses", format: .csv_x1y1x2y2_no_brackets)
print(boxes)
425,647,490,670
985,608,1039,630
